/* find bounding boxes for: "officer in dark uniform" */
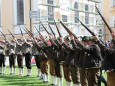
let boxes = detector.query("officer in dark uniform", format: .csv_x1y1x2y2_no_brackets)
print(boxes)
34,38,49,83
62,36,72,86
94,33,115,86
76,36,103,86
78,36,89,86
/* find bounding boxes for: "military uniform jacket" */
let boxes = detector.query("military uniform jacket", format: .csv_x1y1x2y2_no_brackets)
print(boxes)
77,42,103,68
62,41,76,66
15,42,23,55
70,40,82,66
34,41,47,61
54,39,66,62
97,40,115,71
32,41,39,55
22,42,32,54
0,45,5,55
7,42,16,55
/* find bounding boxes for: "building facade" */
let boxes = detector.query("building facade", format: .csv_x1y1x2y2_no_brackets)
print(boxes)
101,0,115,40
0,0,102,39
33,0,102,38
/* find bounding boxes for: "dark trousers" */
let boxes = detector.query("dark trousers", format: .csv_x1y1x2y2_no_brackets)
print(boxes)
34,55,40,69
55,61,62,78
70,65,80,84
9,54,16,68
63,65,72,82
0,54,5,67
17,54,24,68
25,53,32,69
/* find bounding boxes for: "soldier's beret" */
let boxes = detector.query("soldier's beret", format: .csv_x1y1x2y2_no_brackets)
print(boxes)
82,36,89,42
64,35,70,41
88,36,95,42
17,39,23,42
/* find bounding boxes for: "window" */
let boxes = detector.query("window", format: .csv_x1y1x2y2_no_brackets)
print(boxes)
47,0,54,21
62,15,67,22
85,13,89,24
0,0,1,27
48,7,54,21
74,2,79,23
74,2,78,9
17,0,24,25
113,0,115,7
85,4,89,24
47,0,53,4
85,4,88,11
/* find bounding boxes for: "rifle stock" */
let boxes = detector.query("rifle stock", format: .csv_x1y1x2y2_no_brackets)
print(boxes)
95,6,113,33
54,20,62,37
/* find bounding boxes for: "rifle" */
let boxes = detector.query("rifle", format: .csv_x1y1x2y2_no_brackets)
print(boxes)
95,6,113,33
25,27,34,37
19,26,23,36
77,18,95,36
0,31,7,39
7,29,15,38
39,20,51,38
47,22,56,37
34,26,43,38
54,20,62,37
58,19,78,39
23,28,33,39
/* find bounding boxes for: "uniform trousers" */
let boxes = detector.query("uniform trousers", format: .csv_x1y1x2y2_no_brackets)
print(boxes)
25,53,32,69
0,54,5,67
17,54,24,68
34,55,40,69
48,59,55,76
63,65,72,82
40,59,48,75
55,61,62,78
79,68,88,86
107,72,115,86
70,65,80,84
9,54,16,68
87,68,100,86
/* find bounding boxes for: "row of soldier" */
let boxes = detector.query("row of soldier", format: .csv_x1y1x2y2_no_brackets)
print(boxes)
0,20,115,86
0,31,115,86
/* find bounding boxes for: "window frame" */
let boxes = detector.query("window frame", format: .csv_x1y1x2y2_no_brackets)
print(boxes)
62,15,67,22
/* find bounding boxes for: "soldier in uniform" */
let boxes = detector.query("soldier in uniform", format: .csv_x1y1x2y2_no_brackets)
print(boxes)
76,36,103,86
46,39,57,85
54,37,64,86
15,38,24,76
6,39,16,75
94,33,115,86
0,40,6,75
32,38,41,78
78,36,89,86
62,36,72,86
22,36,32,76
34,38,49,83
